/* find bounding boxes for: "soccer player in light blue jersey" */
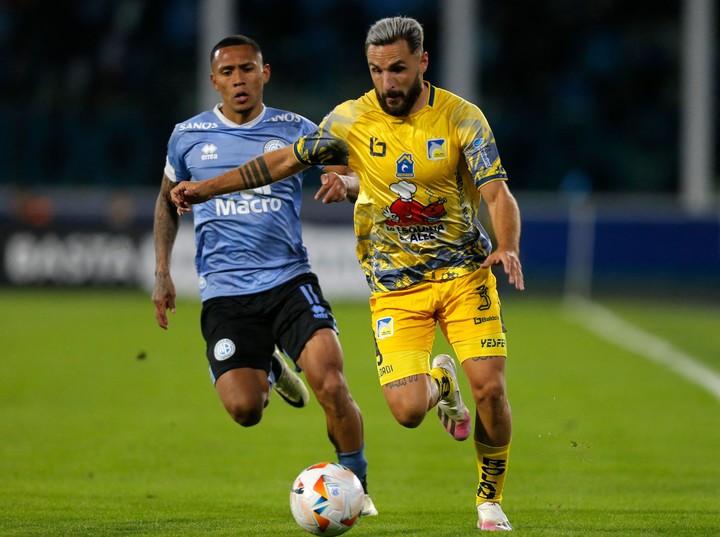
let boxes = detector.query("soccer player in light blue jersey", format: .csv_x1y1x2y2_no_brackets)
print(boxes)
152,35,376,516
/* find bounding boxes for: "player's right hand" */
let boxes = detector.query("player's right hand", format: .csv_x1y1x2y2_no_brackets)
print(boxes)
315,172,349,203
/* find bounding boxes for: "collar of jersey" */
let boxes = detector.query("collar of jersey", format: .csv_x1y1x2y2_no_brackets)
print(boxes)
213,104,267,129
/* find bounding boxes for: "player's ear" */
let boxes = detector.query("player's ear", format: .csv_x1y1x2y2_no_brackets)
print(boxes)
210,72,219,91
263,64,271,84
419,51,429,74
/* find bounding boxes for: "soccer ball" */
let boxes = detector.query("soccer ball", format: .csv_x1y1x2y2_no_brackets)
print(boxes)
289,462,365,536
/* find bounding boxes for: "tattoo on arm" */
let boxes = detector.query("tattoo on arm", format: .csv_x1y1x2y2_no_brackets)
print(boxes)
154,179,179,273
237,156,273,189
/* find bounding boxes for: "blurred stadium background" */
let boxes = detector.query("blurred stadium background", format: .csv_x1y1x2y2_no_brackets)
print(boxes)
0,0,717,301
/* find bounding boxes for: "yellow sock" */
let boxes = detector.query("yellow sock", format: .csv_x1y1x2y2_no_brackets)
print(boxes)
430,366,454,402
474,441,510,505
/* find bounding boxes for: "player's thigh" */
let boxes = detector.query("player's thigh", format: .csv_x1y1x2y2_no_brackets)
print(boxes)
381,371,436,419
215,367,271,413
461,354,507,395
369,284,436,386
296,328,346,392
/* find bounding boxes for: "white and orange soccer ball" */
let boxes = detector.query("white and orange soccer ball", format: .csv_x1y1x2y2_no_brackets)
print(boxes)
289,462,365,536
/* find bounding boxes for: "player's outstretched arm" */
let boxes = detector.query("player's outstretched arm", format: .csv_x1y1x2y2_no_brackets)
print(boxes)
170,145,307,210
480,180,525,291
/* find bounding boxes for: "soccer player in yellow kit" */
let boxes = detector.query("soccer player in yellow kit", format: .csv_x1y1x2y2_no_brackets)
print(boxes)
171,16,524,531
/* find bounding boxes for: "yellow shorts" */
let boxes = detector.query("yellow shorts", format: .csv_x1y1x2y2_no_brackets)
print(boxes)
370,267,507,385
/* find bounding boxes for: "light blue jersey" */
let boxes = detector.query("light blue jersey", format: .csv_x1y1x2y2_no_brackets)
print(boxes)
165,105,317,301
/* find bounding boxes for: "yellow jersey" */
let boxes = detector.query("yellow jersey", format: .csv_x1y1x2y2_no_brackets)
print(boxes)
295,82,508,293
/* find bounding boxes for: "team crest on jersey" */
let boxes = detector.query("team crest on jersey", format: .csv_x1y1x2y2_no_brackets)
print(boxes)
427,139,447,160
395,153,415,178
376,317,394,339
264,139,286,153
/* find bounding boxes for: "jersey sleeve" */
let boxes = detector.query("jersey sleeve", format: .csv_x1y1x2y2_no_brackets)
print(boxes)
293,128,349,166
453,101,507,188
163,156,178,182
292,105,354,166
164,128,191,183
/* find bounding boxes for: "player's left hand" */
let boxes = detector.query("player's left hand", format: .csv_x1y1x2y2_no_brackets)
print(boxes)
482,250,525,291
170,181,211,214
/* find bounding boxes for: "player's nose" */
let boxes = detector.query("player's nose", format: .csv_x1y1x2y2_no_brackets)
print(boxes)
381,72,395,88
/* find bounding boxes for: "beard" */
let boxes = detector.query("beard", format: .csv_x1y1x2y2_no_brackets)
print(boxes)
376,75,423,117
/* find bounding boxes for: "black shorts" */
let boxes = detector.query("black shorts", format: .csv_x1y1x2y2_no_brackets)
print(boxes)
200,272,337,381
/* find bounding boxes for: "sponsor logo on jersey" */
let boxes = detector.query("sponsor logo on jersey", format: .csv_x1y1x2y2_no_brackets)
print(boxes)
201,143,218,160
178,121,218,130
214,338,236,360
263,139,286,153
427,138,447,160
395,153,415,178
473,137,493,167
215,196,281,215
370,137,386,156
386,223,445,244
215,186,281,216
265,113,302,123
376,317,394,339
381,180,447,243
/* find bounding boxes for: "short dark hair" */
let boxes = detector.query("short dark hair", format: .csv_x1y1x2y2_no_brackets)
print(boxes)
210,35,263,65
365,16,424,55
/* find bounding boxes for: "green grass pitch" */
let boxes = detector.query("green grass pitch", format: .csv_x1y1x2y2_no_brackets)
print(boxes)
1,289,718,536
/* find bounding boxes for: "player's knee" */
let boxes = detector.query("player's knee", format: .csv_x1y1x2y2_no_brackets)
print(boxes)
228,406,263,427
312,370,349,405
389,405,426,428
394,411,425,429
471,379,507,409
224,400,265,427
314,374,352,414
